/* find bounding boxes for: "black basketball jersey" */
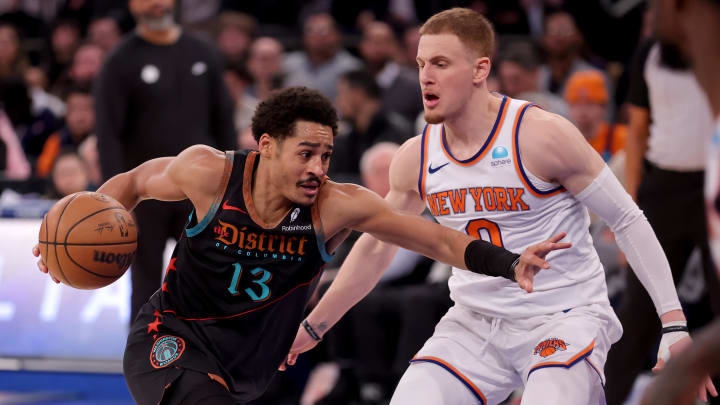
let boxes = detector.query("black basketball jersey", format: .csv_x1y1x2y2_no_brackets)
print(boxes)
126,150,332,402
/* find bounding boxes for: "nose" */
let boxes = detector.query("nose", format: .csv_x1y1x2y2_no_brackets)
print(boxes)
419,65,434,87
307,156,325,178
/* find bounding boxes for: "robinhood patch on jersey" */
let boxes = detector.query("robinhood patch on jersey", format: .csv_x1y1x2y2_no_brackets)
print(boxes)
150,335,185,368
533,338,568,357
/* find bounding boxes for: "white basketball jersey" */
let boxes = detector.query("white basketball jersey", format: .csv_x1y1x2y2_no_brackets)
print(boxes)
419,96,611,319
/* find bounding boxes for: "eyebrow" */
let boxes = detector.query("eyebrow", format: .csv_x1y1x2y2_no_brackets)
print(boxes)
298,141,333,150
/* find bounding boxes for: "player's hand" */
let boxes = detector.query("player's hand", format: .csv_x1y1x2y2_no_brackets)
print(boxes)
279,324,320,371
514,232,571,293
32,244,59,284
652,335,717,402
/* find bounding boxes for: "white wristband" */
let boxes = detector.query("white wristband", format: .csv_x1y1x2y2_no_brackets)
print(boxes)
658,321,689,363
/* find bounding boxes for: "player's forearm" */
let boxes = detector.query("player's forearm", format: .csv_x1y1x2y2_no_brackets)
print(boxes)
304,233,400,337
97,171,142,211
577,166,682,315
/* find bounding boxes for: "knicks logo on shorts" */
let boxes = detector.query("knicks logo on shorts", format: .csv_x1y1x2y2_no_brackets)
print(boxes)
533,338,568,358
150,335,185,368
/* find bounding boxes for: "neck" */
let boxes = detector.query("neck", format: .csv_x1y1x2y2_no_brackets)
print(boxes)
443,89,503,149
252,156,293,223
355,100,380,133
137,24,180,45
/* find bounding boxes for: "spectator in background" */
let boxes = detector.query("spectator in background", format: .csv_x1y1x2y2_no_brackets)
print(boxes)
284,13,362,100
604,39,720,405
401,25,420,68
564,70,625,162
0,108,30,180
246,36,284,100
47,149,91,198
539,11,600,96
0,77,61,166
88,16,122,53
0,23,29,80
24,66,65,119
94,0,236,322
216,11,256,65
45,18,81,89
68,42,104,83
330,69,412,182
36,85,94,178
77,133,101,187
497,40,568,116
359,21,422,123
223,61,258,141
53,41,105,96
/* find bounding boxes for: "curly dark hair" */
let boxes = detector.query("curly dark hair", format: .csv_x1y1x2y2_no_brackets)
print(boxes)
251,87,338,142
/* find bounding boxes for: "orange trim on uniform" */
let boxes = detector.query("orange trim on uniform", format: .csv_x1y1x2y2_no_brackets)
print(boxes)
410,356,487,404
419,124,431,201
528,341,595,378
440,96,509,167
512,103,566,198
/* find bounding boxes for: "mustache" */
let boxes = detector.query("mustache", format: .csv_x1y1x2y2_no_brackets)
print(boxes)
297,176,322,187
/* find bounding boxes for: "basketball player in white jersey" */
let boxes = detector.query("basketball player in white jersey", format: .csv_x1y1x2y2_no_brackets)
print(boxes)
639,0,720,404
284,8,715,405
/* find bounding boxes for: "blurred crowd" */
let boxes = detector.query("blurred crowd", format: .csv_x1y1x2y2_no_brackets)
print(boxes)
1,1,716,405
0,0,647,201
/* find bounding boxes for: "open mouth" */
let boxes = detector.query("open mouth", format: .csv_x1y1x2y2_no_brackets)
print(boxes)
423,92,440,107
298,182,320,197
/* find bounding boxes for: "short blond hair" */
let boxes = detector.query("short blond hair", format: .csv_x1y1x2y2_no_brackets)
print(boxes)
420,8,495,58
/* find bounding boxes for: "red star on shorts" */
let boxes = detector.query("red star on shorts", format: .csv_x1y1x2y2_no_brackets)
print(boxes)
147,317,162,333
165,258,177,275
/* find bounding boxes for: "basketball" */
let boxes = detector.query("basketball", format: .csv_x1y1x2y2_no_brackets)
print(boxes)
38,191,137,289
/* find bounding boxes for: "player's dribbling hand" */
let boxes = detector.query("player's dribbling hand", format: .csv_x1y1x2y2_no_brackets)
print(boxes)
32,244,59,284
279,324,320,371
514,232,572,293
652,335,717,403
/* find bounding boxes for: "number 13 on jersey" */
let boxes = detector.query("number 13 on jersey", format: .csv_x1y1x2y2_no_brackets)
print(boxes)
466,218,505,247
227,263,273,301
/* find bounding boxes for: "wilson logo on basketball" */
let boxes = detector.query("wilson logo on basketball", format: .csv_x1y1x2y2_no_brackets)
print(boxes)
533,338,568,357
93,250,136,270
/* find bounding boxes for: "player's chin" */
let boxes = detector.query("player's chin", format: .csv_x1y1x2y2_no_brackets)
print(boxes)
423,110,444,124
292,189,316,206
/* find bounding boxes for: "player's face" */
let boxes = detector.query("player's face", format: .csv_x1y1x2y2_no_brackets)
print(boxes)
417,34,478,124
269,120,333,206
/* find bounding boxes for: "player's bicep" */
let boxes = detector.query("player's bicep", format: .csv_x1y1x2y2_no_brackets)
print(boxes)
131,157,187,202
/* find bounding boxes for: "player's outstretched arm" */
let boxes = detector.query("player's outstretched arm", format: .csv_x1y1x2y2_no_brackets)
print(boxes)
520,108,716,401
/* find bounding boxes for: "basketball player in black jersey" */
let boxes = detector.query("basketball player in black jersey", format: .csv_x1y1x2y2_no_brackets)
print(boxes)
33,87,570,404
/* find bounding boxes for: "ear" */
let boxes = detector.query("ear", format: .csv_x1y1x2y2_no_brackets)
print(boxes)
258,133,274,157
472,57,492,86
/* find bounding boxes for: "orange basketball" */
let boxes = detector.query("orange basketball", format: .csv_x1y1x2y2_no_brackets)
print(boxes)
38,191,137,289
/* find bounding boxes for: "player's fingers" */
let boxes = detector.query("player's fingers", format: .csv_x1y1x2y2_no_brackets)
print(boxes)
651,358,665,373
525,255,550,269
700,384,707,402
37,260,48,273
287,352,298,366
32,245,40,256
706,376,717,397
545,232,567,244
